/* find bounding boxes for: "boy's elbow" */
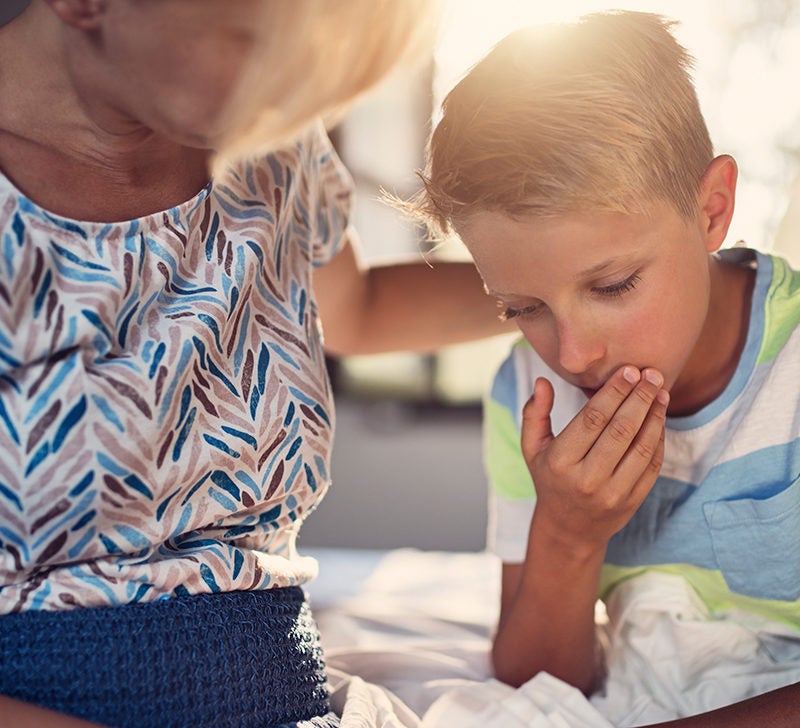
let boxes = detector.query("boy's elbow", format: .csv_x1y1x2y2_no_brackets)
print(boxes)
491,638,599,695
491,640,535,689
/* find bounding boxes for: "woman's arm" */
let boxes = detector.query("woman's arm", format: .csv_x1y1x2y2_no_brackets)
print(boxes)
0,696,105,727
313,235,513,356
641,682,800,727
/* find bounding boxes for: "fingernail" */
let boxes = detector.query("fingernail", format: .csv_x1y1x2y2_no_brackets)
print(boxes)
622,366,639,384
656,389,670,406
644,369,663,387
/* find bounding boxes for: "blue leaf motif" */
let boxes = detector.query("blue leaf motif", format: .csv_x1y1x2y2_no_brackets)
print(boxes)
149,341,166,379
286,436,302,460
25,441,50,476
81,309,113,344
53,395,87,452
0,397,20,445
99,533,122,554
32,269,52,318
172,406,196,462
203,435,240,458
0,481,23,511
123,473,154,500
210,471,241,500
200,564,221,592
283,401,295,427
257,344,269,394
232,549,244,580
221,426,257,449
68,471,95,497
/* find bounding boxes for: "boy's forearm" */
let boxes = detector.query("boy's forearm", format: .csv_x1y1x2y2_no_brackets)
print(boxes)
492,522,606,692
640,681,800,727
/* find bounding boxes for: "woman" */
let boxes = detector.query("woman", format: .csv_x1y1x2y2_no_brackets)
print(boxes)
0,1,506,725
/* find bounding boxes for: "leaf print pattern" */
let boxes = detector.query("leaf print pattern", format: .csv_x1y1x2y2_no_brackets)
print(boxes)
0,122,350,613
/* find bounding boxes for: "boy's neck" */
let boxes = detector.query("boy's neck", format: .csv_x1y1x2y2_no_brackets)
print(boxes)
667,252,755,417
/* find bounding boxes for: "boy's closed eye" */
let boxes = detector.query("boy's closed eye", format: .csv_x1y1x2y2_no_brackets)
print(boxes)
592,272,641,298
499,302,542,322
497,271,642,321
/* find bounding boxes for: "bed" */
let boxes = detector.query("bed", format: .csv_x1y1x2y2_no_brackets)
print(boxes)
303,546,800,727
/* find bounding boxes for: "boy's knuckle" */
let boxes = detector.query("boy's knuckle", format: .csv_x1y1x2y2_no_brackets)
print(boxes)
634,387,655,404
608,417,635,443
582,405,608,431
648,449,665,473
633,439,656,461
548,451,571,477
609,380,630,399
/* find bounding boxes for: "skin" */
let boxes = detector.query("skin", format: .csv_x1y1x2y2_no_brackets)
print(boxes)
0,698,104,728
0,0,510,344
0,1,511,724
459,156,800,724
462,160,745,417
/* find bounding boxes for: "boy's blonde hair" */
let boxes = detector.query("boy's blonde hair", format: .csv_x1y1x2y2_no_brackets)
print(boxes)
216,0,439,162
412,10,713,236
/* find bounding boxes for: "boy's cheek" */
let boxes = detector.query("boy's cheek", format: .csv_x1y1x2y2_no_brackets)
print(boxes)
518,327,560,370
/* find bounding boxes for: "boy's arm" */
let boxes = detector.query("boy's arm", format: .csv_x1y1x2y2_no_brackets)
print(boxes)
494,543,605,691
313,234,513,355
640,682,800,726
491,367,668,691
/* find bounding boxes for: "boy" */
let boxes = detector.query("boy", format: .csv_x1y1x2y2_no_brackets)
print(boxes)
410,11,800,726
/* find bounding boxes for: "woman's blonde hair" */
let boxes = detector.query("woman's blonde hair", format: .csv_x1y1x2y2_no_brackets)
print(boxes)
215,0,439,162
410,10,713,236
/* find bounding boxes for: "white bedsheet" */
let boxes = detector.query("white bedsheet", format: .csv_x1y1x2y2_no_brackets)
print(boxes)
303,547,800,727
306,548,497,721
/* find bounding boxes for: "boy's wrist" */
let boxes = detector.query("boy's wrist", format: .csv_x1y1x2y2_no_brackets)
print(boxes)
527,509,609,568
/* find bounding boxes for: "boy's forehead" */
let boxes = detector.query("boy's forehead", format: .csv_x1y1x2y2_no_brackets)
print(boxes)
460,203,685,292
459,199,680,242
459,206,633,246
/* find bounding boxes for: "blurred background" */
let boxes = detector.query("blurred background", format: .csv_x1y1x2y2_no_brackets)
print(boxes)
4,0,800,551
307,0,800,552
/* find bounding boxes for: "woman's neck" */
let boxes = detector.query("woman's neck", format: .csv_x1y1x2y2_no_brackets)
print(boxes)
0,2,212,222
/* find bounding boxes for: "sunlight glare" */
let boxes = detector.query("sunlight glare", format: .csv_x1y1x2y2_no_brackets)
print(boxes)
434,0,800,253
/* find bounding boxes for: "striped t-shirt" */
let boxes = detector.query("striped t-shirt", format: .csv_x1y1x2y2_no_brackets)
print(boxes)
485,248,800,629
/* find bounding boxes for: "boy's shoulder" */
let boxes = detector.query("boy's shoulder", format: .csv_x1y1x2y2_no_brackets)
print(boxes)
745,249,800,366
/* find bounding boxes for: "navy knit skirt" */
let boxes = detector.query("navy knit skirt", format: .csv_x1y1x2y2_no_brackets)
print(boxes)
0,587,339,728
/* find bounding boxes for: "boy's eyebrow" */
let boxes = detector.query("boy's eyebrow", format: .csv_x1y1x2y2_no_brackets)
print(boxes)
485,256,633,297
578,257,628,278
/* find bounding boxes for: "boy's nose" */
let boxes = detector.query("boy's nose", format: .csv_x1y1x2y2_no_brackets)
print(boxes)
556,320,605,375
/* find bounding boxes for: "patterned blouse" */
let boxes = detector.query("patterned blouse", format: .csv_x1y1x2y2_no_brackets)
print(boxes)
0,122,351,613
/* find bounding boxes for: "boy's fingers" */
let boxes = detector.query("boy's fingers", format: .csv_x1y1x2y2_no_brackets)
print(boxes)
585,367,664,469
613,387,668,488
521,377,555,462
559,365,641,460
626,401,667,506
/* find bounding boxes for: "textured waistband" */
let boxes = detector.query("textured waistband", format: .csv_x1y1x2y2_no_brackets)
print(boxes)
0,587,339,728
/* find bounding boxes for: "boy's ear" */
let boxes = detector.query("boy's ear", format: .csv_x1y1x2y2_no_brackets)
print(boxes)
697,154,737,253
45,0,108,31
